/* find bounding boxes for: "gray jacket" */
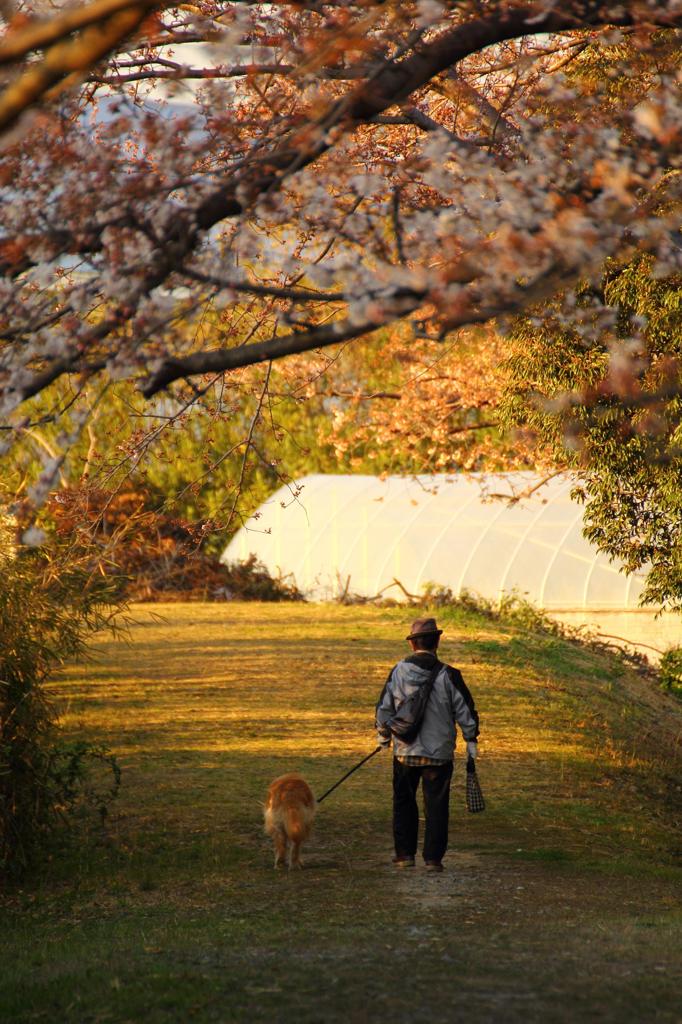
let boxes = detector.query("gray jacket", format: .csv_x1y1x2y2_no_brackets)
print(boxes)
375,652,479,760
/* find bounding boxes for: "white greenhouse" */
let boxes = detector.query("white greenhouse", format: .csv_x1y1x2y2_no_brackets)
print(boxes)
223,472,648,609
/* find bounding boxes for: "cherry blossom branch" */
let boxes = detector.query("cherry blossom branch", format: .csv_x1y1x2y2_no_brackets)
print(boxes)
448,420,498,434
433,70,521,143
315,389,403,400
485,471,567,505
182,268,344,303
89,60,383,85
180,3,682,240
4,2,675,278
0,0,166,66
2,1,680,417
140,155,682,398
373,106,473,148
469,36,590,78
88,62,299,85
140,293,428,397
0,1,165,134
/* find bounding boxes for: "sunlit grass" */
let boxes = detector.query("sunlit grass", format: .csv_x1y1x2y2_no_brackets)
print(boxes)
1,602,680,1024
50,602,681,856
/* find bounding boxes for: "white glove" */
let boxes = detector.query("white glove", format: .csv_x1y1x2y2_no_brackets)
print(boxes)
466,741,478,759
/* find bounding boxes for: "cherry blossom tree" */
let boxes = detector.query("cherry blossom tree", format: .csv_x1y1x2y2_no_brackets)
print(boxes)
0,0,680,522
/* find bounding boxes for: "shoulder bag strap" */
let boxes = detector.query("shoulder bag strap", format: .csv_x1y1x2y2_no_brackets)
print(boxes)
422,659,442,705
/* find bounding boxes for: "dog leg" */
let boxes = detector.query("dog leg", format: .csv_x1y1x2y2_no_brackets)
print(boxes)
273,827,288,869
289,840,303,870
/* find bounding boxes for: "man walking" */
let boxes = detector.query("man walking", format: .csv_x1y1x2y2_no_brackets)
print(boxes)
375,617,480,872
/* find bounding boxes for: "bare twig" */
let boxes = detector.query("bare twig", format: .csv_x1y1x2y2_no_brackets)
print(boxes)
182,268,344,304
225,361,272,533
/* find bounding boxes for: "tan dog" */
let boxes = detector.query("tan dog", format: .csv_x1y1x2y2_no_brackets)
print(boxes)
264,773,316,869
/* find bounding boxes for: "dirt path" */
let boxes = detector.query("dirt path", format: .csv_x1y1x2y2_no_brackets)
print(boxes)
392,850,679,1022
251,811,681,1024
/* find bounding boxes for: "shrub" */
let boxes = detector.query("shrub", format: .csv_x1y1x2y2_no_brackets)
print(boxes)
0,517,124,877
659,647,682,698
421,584,563,634
217,554,304,602
47,488,304,601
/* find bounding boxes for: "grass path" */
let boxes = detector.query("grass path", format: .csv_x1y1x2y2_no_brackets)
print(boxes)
2,602,681,1023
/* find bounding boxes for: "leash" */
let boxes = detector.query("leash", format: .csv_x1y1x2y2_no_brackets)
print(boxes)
316,745,382,804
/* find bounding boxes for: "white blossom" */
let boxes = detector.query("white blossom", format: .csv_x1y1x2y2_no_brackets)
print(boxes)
415,0,446,29
21,526,47,547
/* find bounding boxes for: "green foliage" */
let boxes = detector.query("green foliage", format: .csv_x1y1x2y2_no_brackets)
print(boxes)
423,585,564,635
0,516,124,877
658,646,682,698
500,35,682,609
568,30,681,112
501,255,682,608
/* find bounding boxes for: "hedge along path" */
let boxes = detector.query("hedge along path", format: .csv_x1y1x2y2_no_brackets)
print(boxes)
1,602,681,1024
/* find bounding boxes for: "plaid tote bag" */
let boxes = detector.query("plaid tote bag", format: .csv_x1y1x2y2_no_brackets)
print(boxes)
466,755,486,813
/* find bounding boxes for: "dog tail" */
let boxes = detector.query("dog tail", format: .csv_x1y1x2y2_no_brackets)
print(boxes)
287,804,313,844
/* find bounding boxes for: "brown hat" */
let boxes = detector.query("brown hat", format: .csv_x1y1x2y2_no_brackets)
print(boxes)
406,617,443,641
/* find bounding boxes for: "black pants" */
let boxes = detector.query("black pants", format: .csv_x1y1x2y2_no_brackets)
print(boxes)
393,758,454,863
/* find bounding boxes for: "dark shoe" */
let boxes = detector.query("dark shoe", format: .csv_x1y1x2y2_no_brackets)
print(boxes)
392,856,415,868
424,861,443,873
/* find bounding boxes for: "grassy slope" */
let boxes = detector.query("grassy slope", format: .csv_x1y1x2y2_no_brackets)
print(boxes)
1,603,681,1024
